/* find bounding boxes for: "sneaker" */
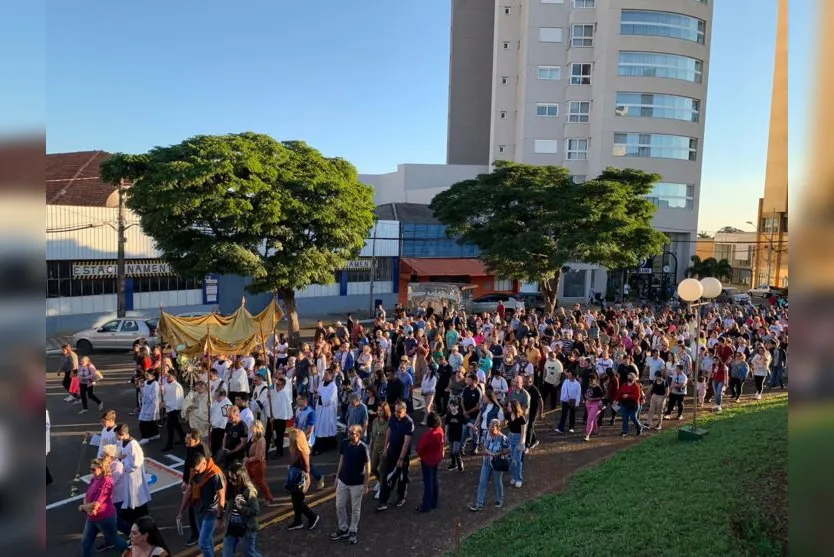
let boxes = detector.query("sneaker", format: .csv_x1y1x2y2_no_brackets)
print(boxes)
287,522,305,531
318,478,325,490
662,415,671,420
553,428,564,434
95,542,115,552
330,529,349,541
78,409,88,415
655,425,662,431
73,398,82,405
348,531,359,545
583,436,590,442
469,504,483,512
97,402,104,411
509,480,517,487
514,482,522,488
568,429,574,433
185,538,198,547
64,395,75,402
716,405,722,413
375,504,389,512
530,440,540,450
676,416,684,421
308,515,320,530
621,433,629,438
395,497,406,508
494,502,503,509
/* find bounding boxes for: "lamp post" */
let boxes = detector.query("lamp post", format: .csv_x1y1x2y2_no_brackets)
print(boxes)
676,276,722,441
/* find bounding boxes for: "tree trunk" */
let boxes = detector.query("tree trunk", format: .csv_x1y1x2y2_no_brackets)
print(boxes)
279,288,301,350
540,270,561,314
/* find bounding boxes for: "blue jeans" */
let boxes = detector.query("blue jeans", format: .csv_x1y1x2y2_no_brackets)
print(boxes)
419,463,439,511
459,418,476,452
198,513,218,557
80,515,128,557
769,366,784,388
713,381,724,406
476,461,504,507
621,405,641,435
222,533,261,557
309,463,322,482
508,432,524,484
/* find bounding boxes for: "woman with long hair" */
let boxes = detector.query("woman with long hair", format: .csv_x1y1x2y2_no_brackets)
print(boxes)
125,516,169,557
79,458,129,557
419,364,437,426
77,356,104,414
222,461,262,557
469,419,510,512
583,374,605,442
245,421,275,507
369,401,391,497
474,390,502,453
285,429,319,531
505,401,527,488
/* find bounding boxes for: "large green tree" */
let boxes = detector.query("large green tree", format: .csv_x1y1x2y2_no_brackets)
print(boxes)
429,162,668,313
685,256,733,281
101,132,376,346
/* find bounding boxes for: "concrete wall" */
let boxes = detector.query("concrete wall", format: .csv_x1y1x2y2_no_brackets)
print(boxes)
360,164,489,206
447,0,496,165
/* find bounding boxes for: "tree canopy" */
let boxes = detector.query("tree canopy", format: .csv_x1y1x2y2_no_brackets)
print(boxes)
685,256,733,281
429,161,668,312
100,132,377,343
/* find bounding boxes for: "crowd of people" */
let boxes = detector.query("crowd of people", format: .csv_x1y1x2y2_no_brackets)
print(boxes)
54,296,788,555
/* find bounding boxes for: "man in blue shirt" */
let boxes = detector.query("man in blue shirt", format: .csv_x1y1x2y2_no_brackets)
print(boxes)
294,395,324,487
396,358,415,415
331,424,370,545
376,402,414,512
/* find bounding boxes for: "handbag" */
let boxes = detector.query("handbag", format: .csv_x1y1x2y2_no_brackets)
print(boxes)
225,490,250,537
284,465,307,493
491,455,510,472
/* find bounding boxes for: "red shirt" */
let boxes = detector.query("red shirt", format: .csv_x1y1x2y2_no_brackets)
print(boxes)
616,382,643,405
712,362,727,383
716,345,734,366
416,426,445,467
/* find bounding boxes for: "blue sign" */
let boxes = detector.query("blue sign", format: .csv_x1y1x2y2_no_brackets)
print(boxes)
203,274,219,305
145,472,158,486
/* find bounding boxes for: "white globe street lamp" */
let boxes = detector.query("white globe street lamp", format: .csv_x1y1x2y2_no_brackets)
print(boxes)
677,276,722,440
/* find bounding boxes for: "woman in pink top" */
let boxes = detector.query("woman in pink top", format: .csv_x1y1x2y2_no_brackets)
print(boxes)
79,458,129,557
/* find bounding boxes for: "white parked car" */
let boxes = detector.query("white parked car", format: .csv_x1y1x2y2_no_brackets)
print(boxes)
748,286,776,299
717,287,751,305
71,317,159,353
470,293,526,315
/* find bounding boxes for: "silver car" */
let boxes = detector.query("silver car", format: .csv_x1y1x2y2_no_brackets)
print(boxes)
71,317,159,353
470,293,525,315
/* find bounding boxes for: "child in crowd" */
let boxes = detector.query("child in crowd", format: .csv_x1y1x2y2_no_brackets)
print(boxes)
697,374,708,407
444,400,465,472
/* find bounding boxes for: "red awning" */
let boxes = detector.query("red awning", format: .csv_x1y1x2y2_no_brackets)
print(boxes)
401,258,489,277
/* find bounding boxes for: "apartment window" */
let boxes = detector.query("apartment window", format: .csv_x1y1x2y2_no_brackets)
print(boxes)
571,24,594,47
503,41,511,50
615,92,700,122
537,66,561,80
571,175,586,184
646,182,695,210
566,139,589,160
568,101,591,123
570,63,591,85
618,52,703,83
534,140,559,154
501,76,509,84
621,10,706,44
573,0,595,7
539,27,564,43
536,103,559,117
613,133,698,161
503,6,511,14
500,110,508,119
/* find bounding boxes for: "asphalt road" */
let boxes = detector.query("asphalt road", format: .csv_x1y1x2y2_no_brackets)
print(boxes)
45,350,357,557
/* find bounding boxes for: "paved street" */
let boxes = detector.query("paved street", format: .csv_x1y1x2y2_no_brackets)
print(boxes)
45,349,360,557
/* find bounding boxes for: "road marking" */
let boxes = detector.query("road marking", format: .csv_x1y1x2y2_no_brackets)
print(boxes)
164,454,185,467
46,458,183,510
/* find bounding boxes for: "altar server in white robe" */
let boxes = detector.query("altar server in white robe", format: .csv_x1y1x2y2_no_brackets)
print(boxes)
314,370,339,452
138,370,161,444
115,423,152,525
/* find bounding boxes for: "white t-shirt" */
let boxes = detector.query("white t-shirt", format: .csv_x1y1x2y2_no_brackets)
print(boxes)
212,359,231,378
595,358,614,377
228,368,250,394
544,359,563,386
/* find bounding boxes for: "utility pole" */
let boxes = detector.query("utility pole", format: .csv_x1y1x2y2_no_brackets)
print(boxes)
116,179,127,317
368,223,377,318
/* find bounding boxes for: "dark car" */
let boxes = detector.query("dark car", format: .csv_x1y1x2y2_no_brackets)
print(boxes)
514,292,546,312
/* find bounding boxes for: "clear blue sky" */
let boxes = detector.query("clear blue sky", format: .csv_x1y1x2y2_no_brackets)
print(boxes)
44,0,810,233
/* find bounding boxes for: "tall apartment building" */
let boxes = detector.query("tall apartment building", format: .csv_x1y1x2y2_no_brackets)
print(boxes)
447,0,714,282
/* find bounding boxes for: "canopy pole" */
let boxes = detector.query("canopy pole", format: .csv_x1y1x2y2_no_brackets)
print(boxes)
205,325,211,423
260,313,277,452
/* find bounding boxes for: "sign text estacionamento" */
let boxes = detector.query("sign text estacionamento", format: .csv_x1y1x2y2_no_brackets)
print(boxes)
72,262,172,278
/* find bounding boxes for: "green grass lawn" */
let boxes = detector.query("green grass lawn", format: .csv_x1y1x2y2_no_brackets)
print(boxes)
456,395,788,557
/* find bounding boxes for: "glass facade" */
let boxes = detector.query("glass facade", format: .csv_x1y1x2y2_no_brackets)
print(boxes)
401,223,481,258
613,133,698,161
621,10,706,44
615,92,700,122
618,52,703,83
646,182,695,210
562,270,587,298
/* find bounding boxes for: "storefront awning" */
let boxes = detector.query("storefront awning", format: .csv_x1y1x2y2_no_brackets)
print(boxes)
401,258,489,277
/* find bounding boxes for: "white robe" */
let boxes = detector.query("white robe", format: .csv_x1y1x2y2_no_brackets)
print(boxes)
315,380,338,438
139,380,161,422
119,439,151,509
